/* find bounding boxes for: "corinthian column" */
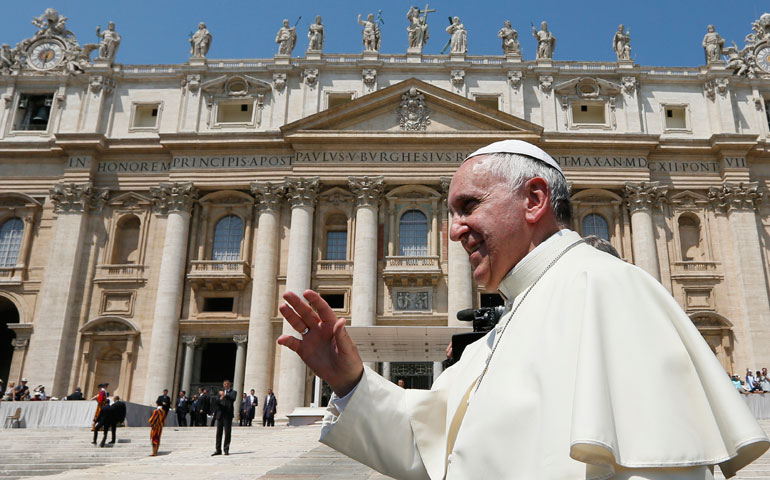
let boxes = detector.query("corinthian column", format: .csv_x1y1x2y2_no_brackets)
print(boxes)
277,177,319,414
442,177,472,326
243,182,285,400
624,182,667,281
24,183,108,396
709,182,770,366
348,176,384,327
143,182,198,405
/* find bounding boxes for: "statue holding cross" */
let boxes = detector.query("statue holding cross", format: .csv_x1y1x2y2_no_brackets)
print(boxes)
406,4,434,52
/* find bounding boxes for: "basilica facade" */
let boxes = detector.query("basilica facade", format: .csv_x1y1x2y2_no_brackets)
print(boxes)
2,9,770,415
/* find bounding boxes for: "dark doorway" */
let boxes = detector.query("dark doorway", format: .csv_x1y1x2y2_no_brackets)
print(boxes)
198,341,236,383
0,297,19,383
391,362,433,390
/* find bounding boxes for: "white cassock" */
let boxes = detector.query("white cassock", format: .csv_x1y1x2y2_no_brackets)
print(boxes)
320,230,769,479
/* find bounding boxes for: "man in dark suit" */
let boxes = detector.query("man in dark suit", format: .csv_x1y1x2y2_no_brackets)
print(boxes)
190,394,199,426
263,388,277,427
197,387,210,427
92,401,112,446
156,389,171,414
176,390,190,426
102,395,127,446
212,379,237,456
246,389,258,426
66,387,84,400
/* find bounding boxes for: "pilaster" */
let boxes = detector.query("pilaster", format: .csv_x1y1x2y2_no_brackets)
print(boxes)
708,182,769,367
24,182,107,396
441,177,472,326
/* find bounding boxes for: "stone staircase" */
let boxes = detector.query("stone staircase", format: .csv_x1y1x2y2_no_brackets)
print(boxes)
0,420,768,479
0,422,322,479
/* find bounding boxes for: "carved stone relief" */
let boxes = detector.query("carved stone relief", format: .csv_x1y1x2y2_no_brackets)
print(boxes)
397,87,430,131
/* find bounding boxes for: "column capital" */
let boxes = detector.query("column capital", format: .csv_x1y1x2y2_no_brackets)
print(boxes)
233,334,248,345
439,176,452,198
150,182,199,214
12,338,28,350
624,181,668,212
708,182,762,213
50,182,109,214
251,181,286,213
348,176,384,207
285,177,320,208
181,335,200,347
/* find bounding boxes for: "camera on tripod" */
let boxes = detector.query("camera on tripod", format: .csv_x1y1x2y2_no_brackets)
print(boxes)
446,306,506,366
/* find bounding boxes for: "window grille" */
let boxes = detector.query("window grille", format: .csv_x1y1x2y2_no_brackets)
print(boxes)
212,215,243,261
0,218,23,267
399,210,428,256
582,213,610,240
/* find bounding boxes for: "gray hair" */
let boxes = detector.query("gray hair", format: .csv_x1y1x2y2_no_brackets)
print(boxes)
478,153,572,225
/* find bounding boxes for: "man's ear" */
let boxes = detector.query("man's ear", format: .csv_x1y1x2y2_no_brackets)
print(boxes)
523,177,551,224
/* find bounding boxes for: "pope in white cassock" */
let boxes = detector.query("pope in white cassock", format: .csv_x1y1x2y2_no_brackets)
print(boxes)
278,140,769,479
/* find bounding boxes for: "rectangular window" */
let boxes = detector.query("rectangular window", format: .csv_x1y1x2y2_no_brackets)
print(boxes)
571,102,606,124
325,230,347,260
474,95,499,110
664,106,687,129
321,293,345,309
202,297,234,312
132,103,160,129
216,101,253,123
327,93,354,110
14,94,53,131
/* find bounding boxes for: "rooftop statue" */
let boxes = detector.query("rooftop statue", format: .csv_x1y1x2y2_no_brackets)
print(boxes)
275,19,297,56
613,24,631,61
702,25,725,64
358,13,381,52
406,5,432,52
498,20,520,55
532,21,556,60
445,16,467,55
190,22,212,58
723,12,770,78
96,21,121,62
307,15,324,52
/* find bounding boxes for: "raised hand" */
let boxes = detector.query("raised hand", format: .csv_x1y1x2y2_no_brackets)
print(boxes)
277,290,363,397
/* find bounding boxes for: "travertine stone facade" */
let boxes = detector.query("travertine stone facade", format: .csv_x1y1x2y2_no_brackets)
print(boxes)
3,9,770,414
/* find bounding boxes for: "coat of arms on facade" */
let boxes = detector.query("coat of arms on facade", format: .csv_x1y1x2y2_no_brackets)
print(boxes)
397,87,430,131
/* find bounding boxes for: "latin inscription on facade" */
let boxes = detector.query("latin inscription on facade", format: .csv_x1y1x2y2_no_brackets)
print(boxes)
94,153,721,175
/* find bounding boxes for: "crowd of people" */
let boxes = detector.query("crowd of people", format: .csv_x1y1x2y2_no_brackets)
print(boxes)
732,368,770,393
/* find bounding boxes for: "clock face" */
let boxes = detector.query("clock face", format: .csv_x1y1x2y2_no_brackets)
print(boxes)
27,40,64,70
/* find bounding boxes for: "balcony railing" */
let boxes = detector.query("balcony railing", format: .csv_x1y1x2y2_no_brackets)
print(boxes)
316,260,353,275
674,261,718,272
385,256,440,268
383,256,441,287
94,264,146,283
188,260,250,289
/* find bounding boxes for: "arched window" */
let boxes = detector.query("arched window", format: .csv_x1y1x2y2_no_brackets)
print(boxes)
678,215,702,261
111,215,141,264
212,215,243,261
0,218,23,267
324,214,347,261
582,213,610,241
399,210,428,256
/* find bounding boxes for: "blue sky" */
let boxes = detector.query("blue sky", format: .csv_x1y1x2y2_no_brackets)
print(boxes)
1,0,767,66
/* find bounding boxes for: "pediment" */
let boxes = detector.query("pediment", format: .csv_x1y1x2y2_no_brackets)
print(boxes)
671,190,709,207
108,192,152,209
281,78,542,140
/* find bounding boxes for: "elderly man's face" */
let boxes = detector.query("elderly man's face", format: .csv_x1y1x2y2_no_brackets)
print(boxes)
448,156,528,290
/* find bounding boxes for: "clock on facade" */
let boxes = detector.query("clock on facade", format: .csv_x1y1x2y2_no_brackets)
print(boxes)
27,40,65,70
756,45,770,74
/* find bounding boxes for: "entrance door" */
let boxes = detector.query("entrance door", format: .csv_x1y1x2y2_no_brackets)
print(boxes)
0,297,19,383
92,348,122,397
391,362,434,389
194,340,236,393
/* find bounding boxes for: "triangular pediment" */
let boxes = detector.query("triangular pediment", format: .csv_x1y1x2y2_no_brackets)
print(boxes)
671,190,709,207
281,78,542,143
